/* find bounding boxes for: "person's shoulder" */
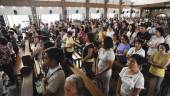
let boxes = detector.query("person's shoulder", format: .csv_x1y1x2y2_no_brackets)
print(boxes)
138,71,144,79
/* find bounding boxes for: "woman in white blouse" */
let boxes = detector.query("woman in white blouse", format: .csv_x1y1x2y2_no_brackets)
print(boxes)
96,36,115,96
127,40,145,58
147,27,165,56
116,54,145,96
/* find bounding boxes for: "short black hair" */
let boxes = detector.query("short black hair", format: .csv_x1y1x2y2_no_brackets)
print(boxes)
156,27,164,36
87,33,95,43
43,41,54,50
0,37,8,45
134,39,143,45
103,36,113,49
158,43,169,52
67,31,72,36
45,47,64,64
130,54,145,66
140,23,147,29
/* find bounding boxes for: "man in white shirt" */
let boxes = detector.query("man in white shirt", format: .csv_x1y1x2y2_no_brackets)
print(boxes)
43,48,65,96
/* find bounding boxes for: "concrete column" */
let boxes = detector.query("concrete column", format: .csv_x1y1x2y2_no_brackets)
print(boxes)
104,0,108,18
119,0,123,19
30,0,38,26
86,0,89,19
61,0,66,21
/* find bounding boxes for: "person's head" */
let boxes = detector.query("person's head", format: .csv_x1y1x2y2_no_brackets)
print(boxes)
139,23,147,33
134,40,142,50
155,27,164,37
43,41,54,50
43,47,64,68
0,37,8,46
157,43,169,54
67,31,72,37
120,35,129,44
113,34,119,41
65,74,85,96
85,33,95,43
34,36,40,44
103,36,113,49
127,54,145,72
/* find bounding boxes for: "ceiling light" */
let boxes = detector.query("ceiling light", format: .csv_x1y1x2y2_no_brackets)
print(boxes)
12,6,16,9
0,5,4,8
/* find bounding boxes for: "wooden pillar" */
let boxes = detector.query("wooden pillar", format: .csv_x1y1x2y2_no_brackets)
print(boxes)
140,8,144,18
86,0,89,19
62,0,66,21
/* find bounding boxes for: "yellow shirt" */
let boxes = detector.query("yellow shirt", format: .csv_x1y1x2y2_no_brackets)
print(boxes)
149,52,170,77
66,37,74,52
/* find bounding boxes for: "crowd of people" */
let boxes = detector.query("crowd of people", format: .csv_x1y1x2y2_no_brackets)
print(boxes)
0,17,170,96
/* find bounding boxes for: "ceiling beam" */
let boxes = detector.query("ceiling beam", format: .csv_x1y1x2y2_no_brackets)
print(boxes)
0,0,130,8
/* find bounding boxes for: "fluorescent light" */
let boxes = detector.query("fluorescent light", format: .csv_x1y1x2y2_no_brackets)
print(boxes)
12,6,16,9
0,5,4,8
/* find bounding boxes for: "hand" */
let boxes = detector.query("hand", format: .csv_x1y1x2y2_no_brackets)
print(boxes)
115,93,120,96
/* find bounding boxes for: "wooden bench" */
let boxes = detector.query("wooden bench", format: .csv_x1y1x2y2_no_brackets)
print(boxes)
21,39,33,96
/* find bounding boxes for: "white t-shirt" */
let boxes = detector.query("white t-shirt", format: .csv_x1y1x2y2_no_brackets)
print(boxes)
66,37,74,52
147,35,165,56
127,47,145,57
106,31,115,38
119,67,144,96
129,32,138,44
98,48,115,73
61,33,67,48
165,35,170,54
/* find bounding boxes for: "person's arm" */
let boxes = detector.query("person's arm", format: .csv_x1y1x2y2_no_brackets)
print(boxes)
131,88,142,96
96,51,115,75
43,90,55,96
150,60,170,69
82,48,93,62
115,78,121,96
96,57,99,74
149,53,170,69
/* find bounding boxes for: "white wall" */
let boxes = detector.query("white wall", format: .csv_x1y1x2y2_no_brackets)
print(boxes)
121,8,140,17
66,7,86,20
36,7,62,15
0,6,32,15
151,9,170,17
107,8,119,18
142,9,170,17
90,0,104,3
108,0,119,4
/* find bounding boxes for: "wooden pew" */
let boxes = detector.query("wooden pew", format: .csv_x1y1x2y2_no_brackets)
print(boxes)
21,39,33,96
69,65,104,96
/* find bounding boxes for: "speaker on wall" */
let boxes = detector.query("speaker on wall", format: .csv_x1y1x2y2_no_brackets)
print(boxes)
96,10,99,13
14,10,17,15
64,10,67,15
76,10,79,14
49,10,52,14
113,10,115,13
